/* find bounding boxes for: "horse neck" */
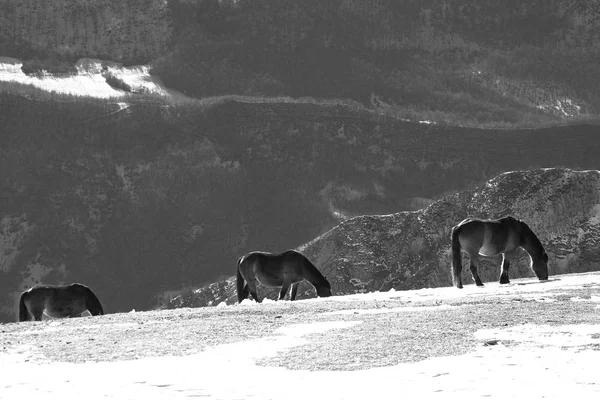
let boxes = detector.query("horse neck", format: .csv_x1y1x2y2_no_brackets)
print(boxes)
301,261,325,286
520,224,544,259
85,289,103,315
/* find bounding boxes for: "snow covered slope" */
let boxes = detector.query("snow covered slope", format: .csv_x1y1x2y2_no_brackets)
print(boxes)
2,271,600,399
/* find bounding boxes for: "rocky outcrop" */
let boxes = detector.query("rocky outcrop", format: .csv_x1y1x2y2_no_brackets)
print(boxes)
304,168,600,295
167,168,600,307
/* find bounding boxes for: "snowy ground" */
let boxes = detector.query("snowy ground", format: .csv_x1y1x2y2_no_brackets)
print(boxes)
0,57,167,98
1,271,600,399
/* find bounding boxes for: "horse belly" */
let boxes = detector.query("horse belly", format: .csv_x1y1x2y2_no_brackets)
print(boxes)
478,245,500,257
44,307,73,318
254,269,284,287
46,296,86,318
478,224,503,256
255,275,283,287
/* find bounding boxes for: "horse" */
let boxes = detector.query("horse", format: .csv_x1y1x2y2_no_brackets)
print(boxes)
450,216,549,289
18,283,104,322
236,250,332,303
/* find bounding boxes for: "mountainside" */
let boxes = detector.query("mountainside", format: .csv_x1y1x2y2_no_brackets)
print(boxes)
3,0,600,126
0,0,171,66
166,168,600,308
2,92,599,321
3,1,600,322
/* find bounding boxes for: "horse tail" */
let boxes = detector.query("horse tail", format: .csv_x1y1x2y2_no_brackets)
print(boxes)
451,224,463,288
18,292,29,322
84,287,104,316
236,256,249,303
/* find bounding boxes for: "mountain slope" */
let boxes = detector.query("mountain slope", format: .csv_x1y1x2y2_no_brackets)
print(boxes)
1,87,600,321
3,1,600,321
167,168,600,307
3,0,600,126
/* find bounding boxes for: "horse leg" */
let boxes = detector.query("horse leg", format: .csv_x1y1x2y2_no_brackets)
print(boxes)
32,309,44,321
499,253,513,284
245,280,261,303
451,229,463,289
469,255,484,287
278,283,291,301
290,283,299,301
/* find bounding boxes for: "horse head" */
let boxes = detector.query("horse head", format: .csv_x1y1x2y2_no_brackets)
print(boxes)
316,278,332,298
531,251,549,281
519,220,549,281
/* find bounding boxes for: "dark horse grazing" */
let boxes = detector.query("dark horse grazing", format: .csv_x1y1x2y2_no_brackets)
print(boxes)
236,250,332,303
18,283,104,321
451,216,549,289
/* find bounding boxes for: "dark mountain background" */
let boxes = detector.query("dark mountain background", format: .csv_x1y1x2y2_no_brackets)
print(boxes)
1,0,600,321
3,0,600,125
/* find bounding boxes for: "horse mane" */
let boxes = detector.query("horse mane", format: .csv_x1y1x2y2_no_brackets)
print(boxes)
307,260,327,280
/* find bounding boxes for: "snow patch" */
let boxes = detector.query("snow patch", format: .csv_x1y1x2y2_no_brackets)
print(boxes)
0,57,172,99
475,324,600,348
4,320,600,399
4,273,600,398
0,60,123,98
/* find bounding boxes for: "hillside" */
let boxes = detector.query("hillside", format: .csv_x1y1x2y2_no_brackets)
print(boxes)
2,0,600,126
166,168,600,307
1,86,599,321
3,272,600,398
2,1,600,321
1,84,600,320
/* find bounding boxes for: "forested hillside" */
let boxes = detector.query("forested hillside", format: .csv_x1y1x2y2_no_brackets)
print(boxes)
1,0,600,320
1,90,599,320
2,0,600,126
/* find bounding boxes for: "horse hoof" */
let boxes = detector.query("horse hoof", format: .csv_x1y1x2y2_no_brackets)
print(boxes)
476,282,484,287
499,279,510,284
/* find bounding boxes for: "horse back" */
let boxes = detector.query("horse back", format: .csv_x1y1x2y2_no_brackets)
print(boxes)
27,285,87,315
457,217,523,255
238,252,280,284
21,286,53,305
454,219,485,249
486,219,520,251
239,250,309,286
